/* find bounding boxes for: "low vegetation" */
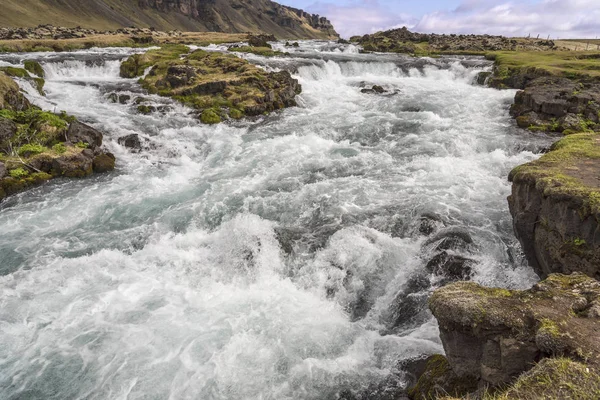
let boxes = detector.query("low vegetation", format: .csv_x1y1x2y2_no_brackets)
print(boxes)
488,51,600,82
120,45,301,123
510,132,600,215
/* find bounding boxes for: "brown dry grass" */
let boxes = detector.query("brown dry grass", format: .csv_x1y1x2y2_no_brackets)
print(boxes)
0,32,247,52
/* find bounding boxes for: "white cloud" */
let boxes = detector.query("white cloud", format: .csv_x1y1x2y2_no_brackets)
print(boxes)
308,0,600,39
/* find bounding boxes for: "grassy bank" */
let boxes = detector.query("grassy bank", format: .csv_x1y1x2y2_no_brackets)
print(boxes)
487,51,600,81
0,32,247,53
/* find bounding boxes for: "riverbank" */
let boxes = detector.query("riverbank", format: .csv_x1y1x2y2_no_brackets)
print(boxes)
0,26,248,52
407,46,600,399
0,68,114,201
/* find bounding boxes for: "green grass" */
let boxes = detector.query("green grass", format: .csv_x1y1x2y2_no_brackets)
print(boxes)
488,51,600,80
488,358,600,400
510,132,600,216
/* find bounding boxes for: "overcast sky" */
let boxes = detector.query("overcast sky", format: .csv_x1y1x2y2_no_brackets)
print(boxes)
278,0,600,39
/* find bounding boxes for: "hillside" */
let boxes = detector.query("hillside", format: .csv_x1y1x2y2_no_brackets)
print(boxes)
0,0,338,39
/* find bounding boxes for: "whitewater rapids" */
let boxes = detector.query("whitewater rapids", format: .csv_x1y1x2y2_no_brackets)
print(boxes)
0,43,549,399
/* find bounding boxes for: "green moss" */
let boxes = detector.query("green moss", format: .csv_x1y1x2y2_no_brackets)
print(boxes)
489,358,600,400
229,108,243,119
17,143,47,156
52,143,67,154
0,66,30,79
200,109,221,124
75,141,88,149
9,167,29,179
538,318,562,338
23,60,45,78
510,133,600,216
120,45,190,78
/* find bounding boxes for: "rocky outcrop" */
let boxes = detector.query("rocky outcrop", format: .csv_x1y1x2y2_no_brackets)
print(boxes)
409,273,600,399
508,77,600,134
120,45,301,123
508,133,600,279
0,72,115,202
0,0,338,40
351,26,557,54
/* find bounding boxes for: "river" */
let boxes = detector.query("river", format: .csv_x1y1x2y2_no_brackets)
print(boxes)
0,41,548,399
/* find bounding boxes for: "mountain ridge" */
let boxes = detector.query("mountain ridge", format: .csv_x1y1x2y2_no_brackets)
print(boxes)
0,0,338,39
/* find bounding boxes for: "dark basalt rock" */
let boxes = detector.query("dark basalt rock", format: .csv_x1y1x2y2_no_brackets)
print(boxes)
425,226,474,253
361,85,386,94
92,153,115,173
28,154,54,173
183,80,228,96
51,152,93,178
165,65,197,88
67,121,103,150
425,251,475,282
118,134,143,151
248,34,275,48
381,274,431,332
417,212,444,236
509,77,600,133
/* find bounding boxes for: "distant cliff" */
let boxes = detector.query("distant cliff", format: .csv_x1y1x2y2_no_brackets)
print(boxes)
0,0,339,39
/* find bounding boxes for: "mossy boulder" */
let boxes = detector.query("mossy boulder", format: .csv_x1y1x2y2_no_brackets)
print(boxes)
0,71,31,111
200,109,221,124
426,273,600,392
121,45,301,124
23,60,45,78
51,152,93,178
92,153,115,173
509,77,600,134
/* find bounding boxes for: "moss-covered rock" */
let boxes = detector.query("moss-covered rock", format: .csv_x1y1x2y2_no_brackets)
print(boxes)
200,109,221,124
121,46,301,124
0,73,115,202
426,273,600,393
23,60,45,78
490,358,600,400
508,132,600,278
0,71,31,111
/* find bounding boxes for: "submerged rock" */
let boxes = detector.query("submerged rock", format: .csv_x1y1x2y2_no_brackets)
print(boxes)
92,153,116,173
425,251,474,283
361,85,386,94
381,274,431,332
